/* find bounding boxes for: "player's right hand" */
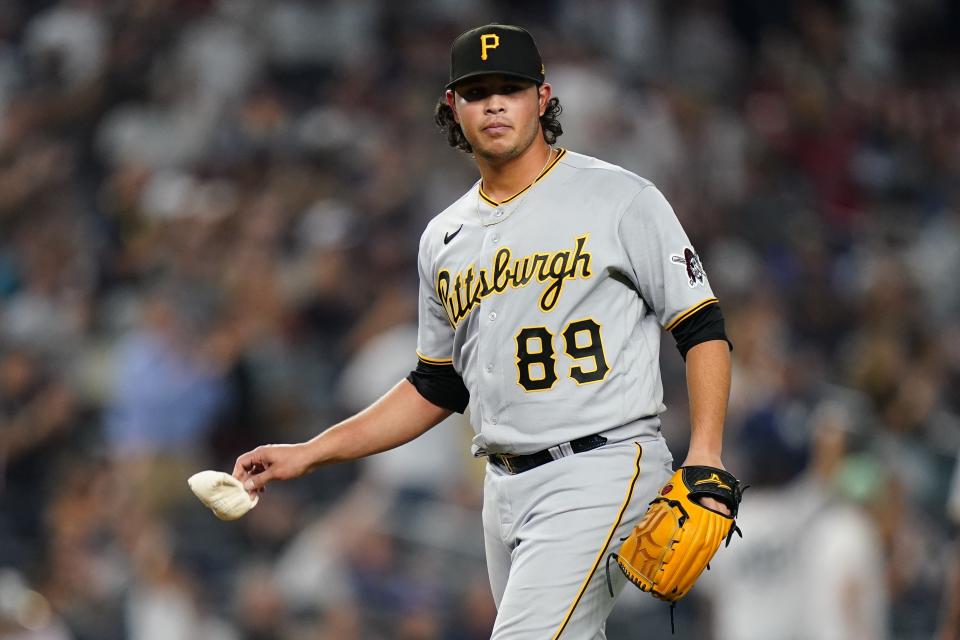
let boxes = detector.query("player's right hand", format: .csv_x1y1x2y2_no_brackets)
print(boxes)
232,443,313,496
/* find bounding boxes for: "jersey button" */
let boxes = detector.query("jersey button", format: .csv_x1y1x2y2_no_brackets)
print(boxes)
491,233,499,244
485,363,494,373
488,311,497,321
495,209,503,217
491,416,499,425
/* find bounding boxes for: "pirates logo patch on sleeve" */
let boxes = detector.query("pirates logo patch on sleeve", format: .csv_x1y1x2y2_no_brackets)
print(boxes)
670,247,706,288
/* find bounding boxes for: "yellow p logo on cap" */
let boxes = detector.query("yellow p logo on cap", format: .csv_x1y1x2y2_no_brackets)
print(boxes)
480,34,500,60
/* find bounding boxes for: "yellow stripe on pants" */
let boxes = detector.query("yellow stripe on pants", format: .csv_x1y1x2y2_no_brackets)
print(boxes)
551,443,644,639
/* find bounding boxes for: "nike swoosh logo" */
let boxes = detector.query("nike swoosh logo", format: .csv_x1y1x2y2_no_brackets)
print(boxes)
443,224,463,245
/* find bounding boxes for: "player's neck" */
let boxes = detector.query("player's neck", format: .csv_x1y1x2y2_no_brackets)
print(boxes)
476,141,554,203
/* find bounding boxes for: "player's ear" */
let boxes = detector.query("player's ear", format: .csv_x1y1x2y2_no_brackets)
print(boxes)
537,82,552,116
445,89,459,123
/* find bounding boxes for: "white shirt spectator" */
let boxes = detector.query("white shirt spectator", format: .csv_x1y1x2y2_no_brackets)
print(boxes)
337,323,469,493
702,476,888,640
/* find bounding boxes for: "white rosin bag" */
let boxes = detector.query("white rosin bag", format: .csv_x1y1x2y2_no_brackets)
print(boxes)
188,470,259,520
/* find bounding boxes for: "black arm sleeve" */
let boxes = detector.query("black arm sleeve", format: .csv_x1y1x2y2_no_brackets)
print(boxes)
670,302,733,360
406,359,470,414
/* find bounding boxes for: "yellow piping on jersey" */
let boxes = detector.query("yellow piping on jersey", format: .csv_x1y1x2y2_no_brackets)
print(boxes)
664,297,718,332
479,148,567,206
551,442,643,639
416,351,453,365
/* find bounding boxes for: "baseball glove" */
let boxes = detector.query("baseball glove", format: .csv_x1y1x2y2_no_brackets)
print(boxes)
607,466,742,604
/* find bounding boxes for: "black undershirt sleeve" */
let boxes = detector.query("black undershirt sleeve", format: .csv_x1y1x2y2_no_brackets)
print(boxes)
670,302,733,360
406,360,470,414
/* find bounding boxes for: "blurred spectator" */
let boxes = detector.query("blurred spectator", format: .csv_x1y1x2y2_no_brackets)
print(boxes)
104,285,229,459
338,321,471,495
0,568,72,640
702,396,890,640
0,349,79,570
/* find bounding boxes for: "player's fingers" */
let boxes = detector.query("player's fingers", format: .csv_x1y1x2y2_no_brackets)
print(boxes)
232,452,254,480
232,457,247,480
242,465,276,493
696,495,732,516
233,446,271,480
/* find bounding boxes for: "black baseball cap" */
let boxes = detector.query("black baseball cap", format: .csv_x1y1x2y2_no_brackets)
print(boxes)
447,24,545,90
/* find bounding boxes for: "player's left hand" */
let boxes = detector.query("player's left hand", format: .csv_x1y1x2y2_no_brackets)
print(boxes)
679,455,731,515
608,465,743,603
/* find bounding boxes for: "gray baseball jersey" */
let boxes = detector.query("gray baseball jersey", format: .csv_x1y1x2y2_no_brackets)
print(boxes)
416,148,717,455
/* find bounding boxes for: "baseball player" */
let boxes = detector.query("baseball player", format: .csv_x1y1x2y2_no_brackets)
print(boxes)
234,24,734,639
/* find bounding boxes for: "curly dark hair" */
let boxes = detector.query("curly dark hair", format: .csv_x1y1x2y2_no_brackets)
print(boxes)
434,95,563,153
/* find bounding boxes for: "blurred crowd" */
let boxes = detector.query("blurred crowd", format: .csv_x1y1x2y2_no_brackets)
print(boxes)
0,0,959,638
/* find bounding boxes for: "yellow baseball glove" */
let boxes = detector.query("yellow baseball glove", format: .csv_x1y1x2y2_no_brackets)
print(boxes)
607,466,742,604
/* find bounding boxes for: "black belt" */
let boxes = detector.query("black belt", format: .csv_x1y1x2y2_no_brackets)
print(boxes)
489,434,608,475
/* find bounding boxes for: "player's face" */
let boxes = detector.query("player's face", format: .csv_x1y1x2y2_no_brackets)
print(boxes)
446,75,551,163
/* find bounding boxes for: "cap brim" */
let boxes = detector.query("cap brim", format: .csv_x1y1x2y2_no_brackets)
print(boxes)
446,70,542,90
